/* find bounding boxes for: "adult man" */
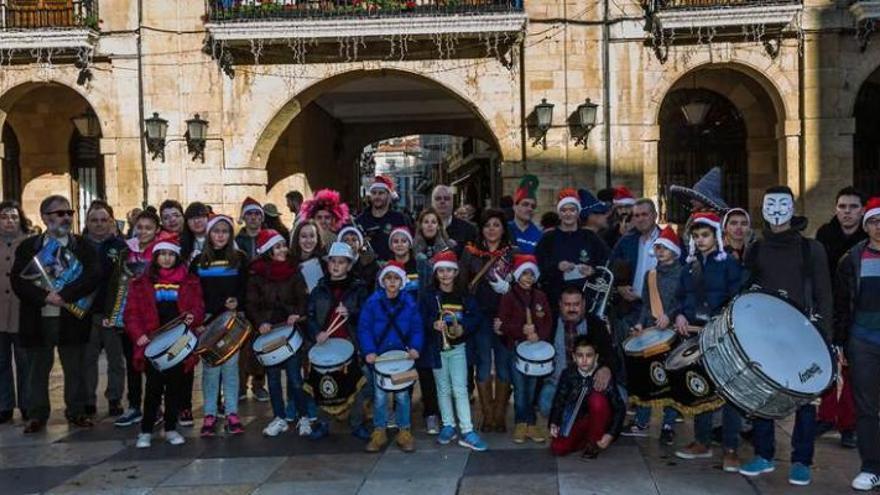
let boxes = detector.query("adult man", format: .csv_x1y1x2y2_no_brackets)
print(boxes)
538,288,615,418
603,186,635,249
432,185,476,256
286,190,303,220
740,186,833,486
835,197,880,491
11,195,99,433
355,176,410,261
508,175,542,255
815,186,866,448
82,200,127,418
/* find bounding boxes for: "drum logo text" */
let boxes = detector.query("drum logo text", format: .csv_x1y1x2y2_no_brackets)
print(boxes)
798,363,822,384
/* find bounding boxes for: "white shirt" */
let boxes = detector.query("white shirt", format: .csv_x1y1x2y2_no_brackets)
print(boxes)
631,226,660,299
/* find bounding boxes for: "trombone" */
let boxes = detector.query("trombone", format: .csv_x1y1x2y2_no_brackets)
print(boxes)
582,263,614,320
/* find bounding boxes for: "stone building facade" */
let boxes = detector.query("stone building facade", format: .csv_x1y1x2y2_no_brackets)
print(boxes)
0,0,878,230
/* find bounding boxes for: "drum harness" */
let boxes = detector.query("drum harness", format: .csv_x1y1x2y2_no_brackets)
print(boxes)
509,287,536,345
371,298,411,360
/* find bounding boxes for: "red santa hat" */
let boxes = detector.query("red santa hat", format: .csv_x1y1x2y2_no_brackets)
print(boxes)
206,213,234,233
368,175,399,200
378,260,407,288
652,225,682,257
863,197,880,228
687,212,726,262
512,254,540,282
255,229,286,256
557,188,580,212
337,225,365,246
613,186,636,206
432,249,459,272
388,226,413,248
240,196,263,220
148,231,181,257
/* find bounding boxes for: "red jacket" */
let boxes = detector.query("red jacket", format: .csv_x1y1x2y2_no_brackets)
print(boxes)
124,271,205,372
498,284,552,349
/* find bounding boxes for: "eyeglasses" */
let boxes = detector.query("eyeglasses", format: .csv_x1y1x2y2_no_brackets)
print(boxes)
46,209,74,218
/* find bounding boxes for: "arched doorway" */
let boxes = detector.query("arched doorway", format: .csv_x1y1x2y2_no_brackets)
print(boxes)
259,70,502,225
855,66,880,195
2,124,21,201
657,66,783,222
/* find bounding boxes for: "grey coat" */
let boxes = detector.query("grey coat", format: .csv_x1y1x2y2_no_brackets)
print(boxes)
0,234,26,333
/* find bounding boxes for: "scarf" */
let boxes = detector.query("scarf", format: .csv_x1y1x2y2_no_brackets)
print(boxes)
250,258,298,282
157,265,187,285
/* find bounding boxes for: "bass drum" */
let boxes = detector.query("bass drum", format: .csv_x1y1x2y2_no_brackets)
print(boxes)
623,328,677,406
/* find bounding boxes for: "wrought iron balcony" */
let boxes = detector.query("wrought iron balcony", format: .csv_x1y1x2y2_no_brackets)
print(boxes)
0,0,99,51
646,0,802,30
207,0,522,21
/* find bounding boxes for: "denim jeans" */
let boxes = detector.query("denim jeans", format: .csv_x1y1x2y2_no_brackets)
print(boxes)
848,335,880,475
511,361,540,424
635,405,678,429
201,352,240,417
0,332,28,414
474,318,511,383
84,316,125,407
538,381,555,418
373,378,412,429
267,352,309,420
433,344,473,433
752,403,816,465
695,404,742,449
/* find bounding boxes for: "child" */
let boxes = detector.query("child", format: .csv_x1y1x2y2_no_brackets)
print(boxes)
497,254,552,444
191,214,248,436
338,225,379,292
418,250,487,451
306,242,370,440
246,229,311,437
627,226,683,445
358,260,424,453
673,213,744,472
549,335,625,458
124,233,204,448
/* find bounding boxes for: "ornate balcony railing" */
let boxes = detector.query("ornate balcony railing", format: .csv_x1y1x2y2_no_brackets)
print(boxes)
651,0,801,11
206,0,523,22
0,0,98,30
645,0,802,31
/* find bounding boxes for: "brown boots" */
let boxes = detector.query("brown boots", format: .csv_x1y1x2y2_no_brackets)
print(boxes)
477,380,494,432
493,380,511,433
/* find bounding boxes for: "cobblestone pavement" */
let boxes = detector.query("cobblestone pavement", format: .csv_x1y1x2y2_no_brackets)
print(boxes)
0,357,860,494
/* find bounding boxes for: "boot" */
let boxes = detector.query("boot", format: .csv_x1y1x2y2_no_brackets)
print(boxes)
365,428,388,453
493,380,511,433
477,381,494,432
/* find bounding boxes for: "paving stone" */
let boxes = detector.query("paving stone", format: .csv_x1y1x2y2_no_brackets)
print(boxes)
459,473,558,495
150,485,256,495
0,440,125,468
46,459,191,493
0,422,75,446
464,447,554,476
370,449,470,480
255,480,363,495
0,465,90,495
358,476,461,495
557,445,658,495
106,437,208,462
160,456,287,486
266,453,377,482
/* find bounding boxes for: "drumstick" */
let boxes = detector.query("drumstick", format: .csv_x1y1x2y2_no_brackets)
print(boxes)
324,314,348,338
373,354,415,364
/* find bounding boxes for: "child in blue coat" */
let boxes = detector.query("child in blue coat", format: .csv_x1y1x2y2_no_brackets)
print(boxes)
358,260,424,453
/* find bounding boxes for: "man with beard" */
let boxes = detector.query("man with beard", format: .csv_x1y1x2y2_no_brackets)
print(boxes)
11,195,99,433
356,176,410,262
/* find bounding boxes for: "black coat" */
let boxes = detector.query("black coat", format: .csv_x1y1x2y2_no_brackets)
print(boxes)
548,366,626,439
10,234,100,348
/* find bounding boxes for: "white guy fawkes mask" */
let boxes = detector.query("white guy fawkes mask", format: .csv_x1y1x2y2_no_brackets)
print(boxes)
762,193,794,226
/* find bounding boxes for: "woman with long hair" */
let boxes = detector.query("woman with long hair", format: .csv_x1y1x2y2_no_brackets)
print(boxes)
413,207,456,259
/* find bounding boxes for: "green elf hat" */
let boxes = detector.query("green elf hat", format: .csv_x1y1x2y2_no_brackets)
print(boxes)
514,175,539,204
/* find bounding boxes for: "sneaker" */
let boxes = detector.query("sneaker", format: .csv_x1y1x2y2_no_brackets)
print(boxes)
526,424,546,443
395,428,415,453
253,388,270,402
620,422,649,437
659,426,675,446
788,462,811,486
366,428,388,453
200,415,217,437
108,401,124,417
135,433,151,448
722,449,740,473
841,430,857,449
297,417,312,437
178,409,194,427
114,408,143,427
351,424,371,441
852,472,880,491
226,414,244,435
308,420,329,440
512,423,528,444
425,415,440,435
675,442,712,460
814,420,834,438
458,431,488,452
164,430,185,446
739,457,775,477
263,417,289,437
437,425,457,445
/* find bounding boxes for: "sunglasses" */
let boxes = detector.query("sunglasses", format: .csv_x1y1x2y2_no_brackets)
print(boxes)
47,209,74,218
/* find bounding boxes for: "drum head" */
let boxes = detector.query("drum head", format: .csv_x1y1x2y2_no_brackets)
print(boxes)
374,350,414,375
253,324,294,351
730,292,832,395
145,324,187,358
308,338,354,367
516,341,555,361
624,328,676,354
665,337,701,371
198,312,236,347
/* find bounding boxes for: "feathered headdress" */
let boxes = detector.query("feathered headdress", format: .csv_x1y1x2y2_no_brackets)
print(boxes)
299,189,350,228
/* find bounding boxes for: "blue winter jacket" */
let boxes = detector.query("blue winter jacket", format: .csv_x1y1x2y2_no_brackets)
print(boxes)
677,252,744,323
357,289,424,357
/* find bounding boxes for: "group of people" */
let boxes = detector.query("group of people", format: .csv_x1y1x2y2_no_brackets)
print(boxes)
1,168,879,491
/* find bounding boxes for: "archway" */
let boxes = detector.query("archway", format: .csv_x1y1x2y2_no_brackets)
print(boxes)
854,66,880,195
657,66,783,222
260,70,503,223
0,83,104,226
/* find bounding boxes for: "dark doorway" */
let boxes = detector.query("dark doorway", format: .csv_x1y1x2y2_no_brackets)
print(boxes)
2,124,21,202
855,76,880,196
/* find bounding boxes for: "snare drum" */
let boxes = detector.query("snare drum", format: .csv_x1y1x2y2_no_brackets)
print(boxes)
253,324,303,367
374,350,417,391
623,328,677,405
196,311,253,366
700,291,834,419
514,341,555,377
305,338,365,417
144,316,197,371
665,337,723,414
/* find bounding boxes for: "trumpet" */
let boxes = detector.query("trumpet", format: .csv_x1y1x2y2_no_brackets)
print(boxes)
436,296,462,351
582,264,614,319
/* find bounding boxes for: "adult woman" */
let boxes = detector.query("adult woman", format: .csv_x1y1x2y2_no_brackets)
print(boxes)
413,207,456,260
0,200,30,424
299,189,350,247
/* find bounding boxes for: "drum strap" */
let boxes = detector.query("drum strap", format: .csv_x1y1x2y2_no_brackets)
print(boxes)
647,270,663,320
376,298,408,351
